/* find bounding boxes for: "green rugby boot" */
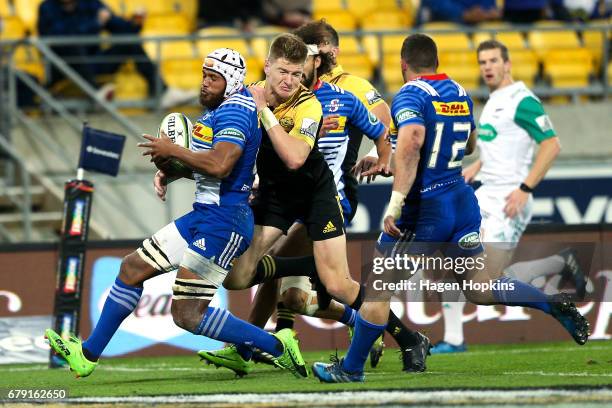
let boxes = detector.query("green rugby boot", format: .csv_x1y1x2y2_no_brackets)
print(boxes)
197,345,254,377
272,329,308,378
44,329,97,378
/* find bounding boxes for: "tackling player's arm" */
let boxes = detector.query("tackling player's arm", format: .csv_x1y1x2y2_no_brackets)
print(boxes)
383,123,425,237
250,85,320,170
504,96,560,218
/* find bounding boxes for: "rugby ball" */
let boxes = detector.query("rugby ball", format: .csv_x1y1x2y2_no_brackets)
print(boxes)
157,112,193,173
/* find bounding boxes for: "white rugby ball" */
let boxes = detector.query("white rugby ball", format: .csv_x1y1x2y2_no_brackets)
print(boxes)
157,112,193,172
158,112,193,149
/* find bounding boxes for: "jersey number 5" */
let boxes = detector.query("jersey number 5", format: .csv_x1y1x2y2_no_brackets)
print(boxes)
428,122,471,169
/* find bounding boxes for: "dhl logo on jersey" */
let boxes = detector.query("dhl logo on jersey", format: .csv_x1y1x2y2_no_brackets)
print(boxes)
432,101,470,116
192,123,213,144
327,116,347,134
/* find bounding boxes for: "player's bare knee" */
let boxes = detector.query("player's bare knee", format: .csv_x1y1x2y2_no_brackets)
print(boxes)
170,301,200,333
118,252,149,287
282,288,308,313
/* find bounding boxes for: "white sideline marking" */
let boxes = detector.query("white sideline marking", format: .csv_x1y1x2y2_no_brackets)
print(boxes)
70,389,612,406
504,371,612,378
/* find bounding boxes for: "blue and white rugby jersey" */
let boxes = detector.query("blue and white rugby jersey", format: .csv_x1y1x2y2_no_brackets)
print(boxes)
314,80,385,192
190,87,261,206
391,73,475,199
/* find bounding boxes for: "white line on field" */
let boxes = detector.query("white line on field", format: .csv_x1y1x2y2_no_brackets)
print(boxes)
504,371,612,377
68,389,612,406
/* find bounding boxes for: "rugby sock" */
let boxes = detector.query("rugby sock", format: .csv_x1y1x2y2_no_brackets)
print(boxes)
441,302,466,346
252,255,316,285
504,255,565,283
235,344,253,361
493,276,552,314
386,310,420,348
275,302,296,331
342,313,386,374
197,307,283,357
82,278,142,361
339,304,357,327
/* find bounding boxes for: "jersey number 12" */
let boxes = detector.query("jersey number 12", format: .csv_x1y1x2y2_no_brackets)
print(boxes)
428,122,470,169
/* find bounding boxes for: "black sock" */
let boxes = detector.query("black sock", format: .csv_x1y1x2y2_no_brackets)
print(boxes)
386,310,419,348
349,285,364,311
275,302,296,331
82,347,98,362
251,255,316,285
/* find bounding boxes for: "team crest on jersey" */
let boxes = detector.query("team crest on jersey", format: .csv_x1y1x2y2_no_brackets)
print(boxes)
365,89,382,105
279,116,294,131
458,231,481,250
478,123,498,141
325,98,343,113
432,101,470,116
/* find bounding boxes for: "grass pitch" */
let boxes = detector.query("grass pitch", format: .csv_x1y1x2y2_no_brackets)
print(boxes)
2,340,611,399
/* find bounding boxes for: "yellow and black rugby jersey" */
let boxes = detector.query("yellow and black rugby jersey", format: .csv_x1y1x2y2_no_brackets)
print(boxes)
254,81,327,187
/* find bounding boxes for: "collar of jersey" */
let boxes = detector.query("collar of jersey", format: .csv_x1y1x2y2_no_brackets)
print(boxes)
417,73,448,81
321,65,344,82
313,79,324,91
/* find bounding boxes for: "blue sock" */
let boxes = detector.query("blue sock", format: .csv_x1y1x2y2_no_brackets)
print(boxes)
342,313,386,374
83,278,142,360
197,307,283,357
493,276,551,314
339,304,357,327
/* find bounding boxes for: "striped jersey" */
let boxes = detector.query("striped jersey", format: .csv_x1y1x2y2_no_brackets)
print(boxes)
391,73,475,199
313,80,385,192
190,87,261,206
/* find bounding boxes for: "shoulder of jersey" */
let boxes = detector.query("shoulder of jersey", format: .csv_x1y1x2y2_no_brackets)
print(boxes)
295,86,318,106
320,82,345,95
218,90,257,113
400,78,468,98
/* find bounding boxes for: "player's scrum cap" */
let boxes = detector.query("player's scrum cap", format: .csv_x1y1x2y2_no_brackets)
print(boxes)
306,44,319,56
203,48,247,97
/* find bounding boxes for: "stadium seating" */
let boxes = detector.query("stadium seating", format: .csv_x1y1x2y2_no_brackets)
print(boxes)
113,62,148,113
313,9,357,30
12,45,45,83
422,22,472,52
527,26,582,61
338,34,362,54
13,0,42,32
251,25,285,60
582,21,607,71
438,51,480,90
337,53,374,81
0,15,26,40
312,0,344,14
144,39,195,62
506,49,538,87
141,13,192,36
543,48,593,88
196,27,251,57
360,9,411,31
0,0,13,16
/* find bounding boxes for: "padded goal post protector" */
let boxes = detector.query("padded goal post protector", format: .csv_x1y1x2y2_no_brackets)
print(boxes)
50,179,94,368
78,126,126,177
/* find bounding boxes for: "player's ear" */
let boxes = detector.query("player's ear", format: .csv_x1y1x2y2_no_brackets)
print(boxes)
264,58,271,76
314,55,322,70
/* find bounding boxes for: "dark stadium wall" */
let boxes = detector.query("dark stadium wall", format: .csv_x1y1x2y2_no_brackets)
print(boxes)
1,226,611,360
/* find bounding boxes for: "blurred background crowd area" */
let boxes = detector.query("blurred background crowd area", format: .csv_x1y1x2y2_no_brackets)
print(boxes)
0,0,611,111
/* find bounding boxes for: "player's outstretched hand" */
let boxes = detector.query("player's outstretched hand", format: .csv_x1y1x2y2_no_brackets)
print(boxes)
319,114,340,137
353,156,392,183
504,188,529,219
383,215,401,238
138,132,175,161
153,170,168,201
